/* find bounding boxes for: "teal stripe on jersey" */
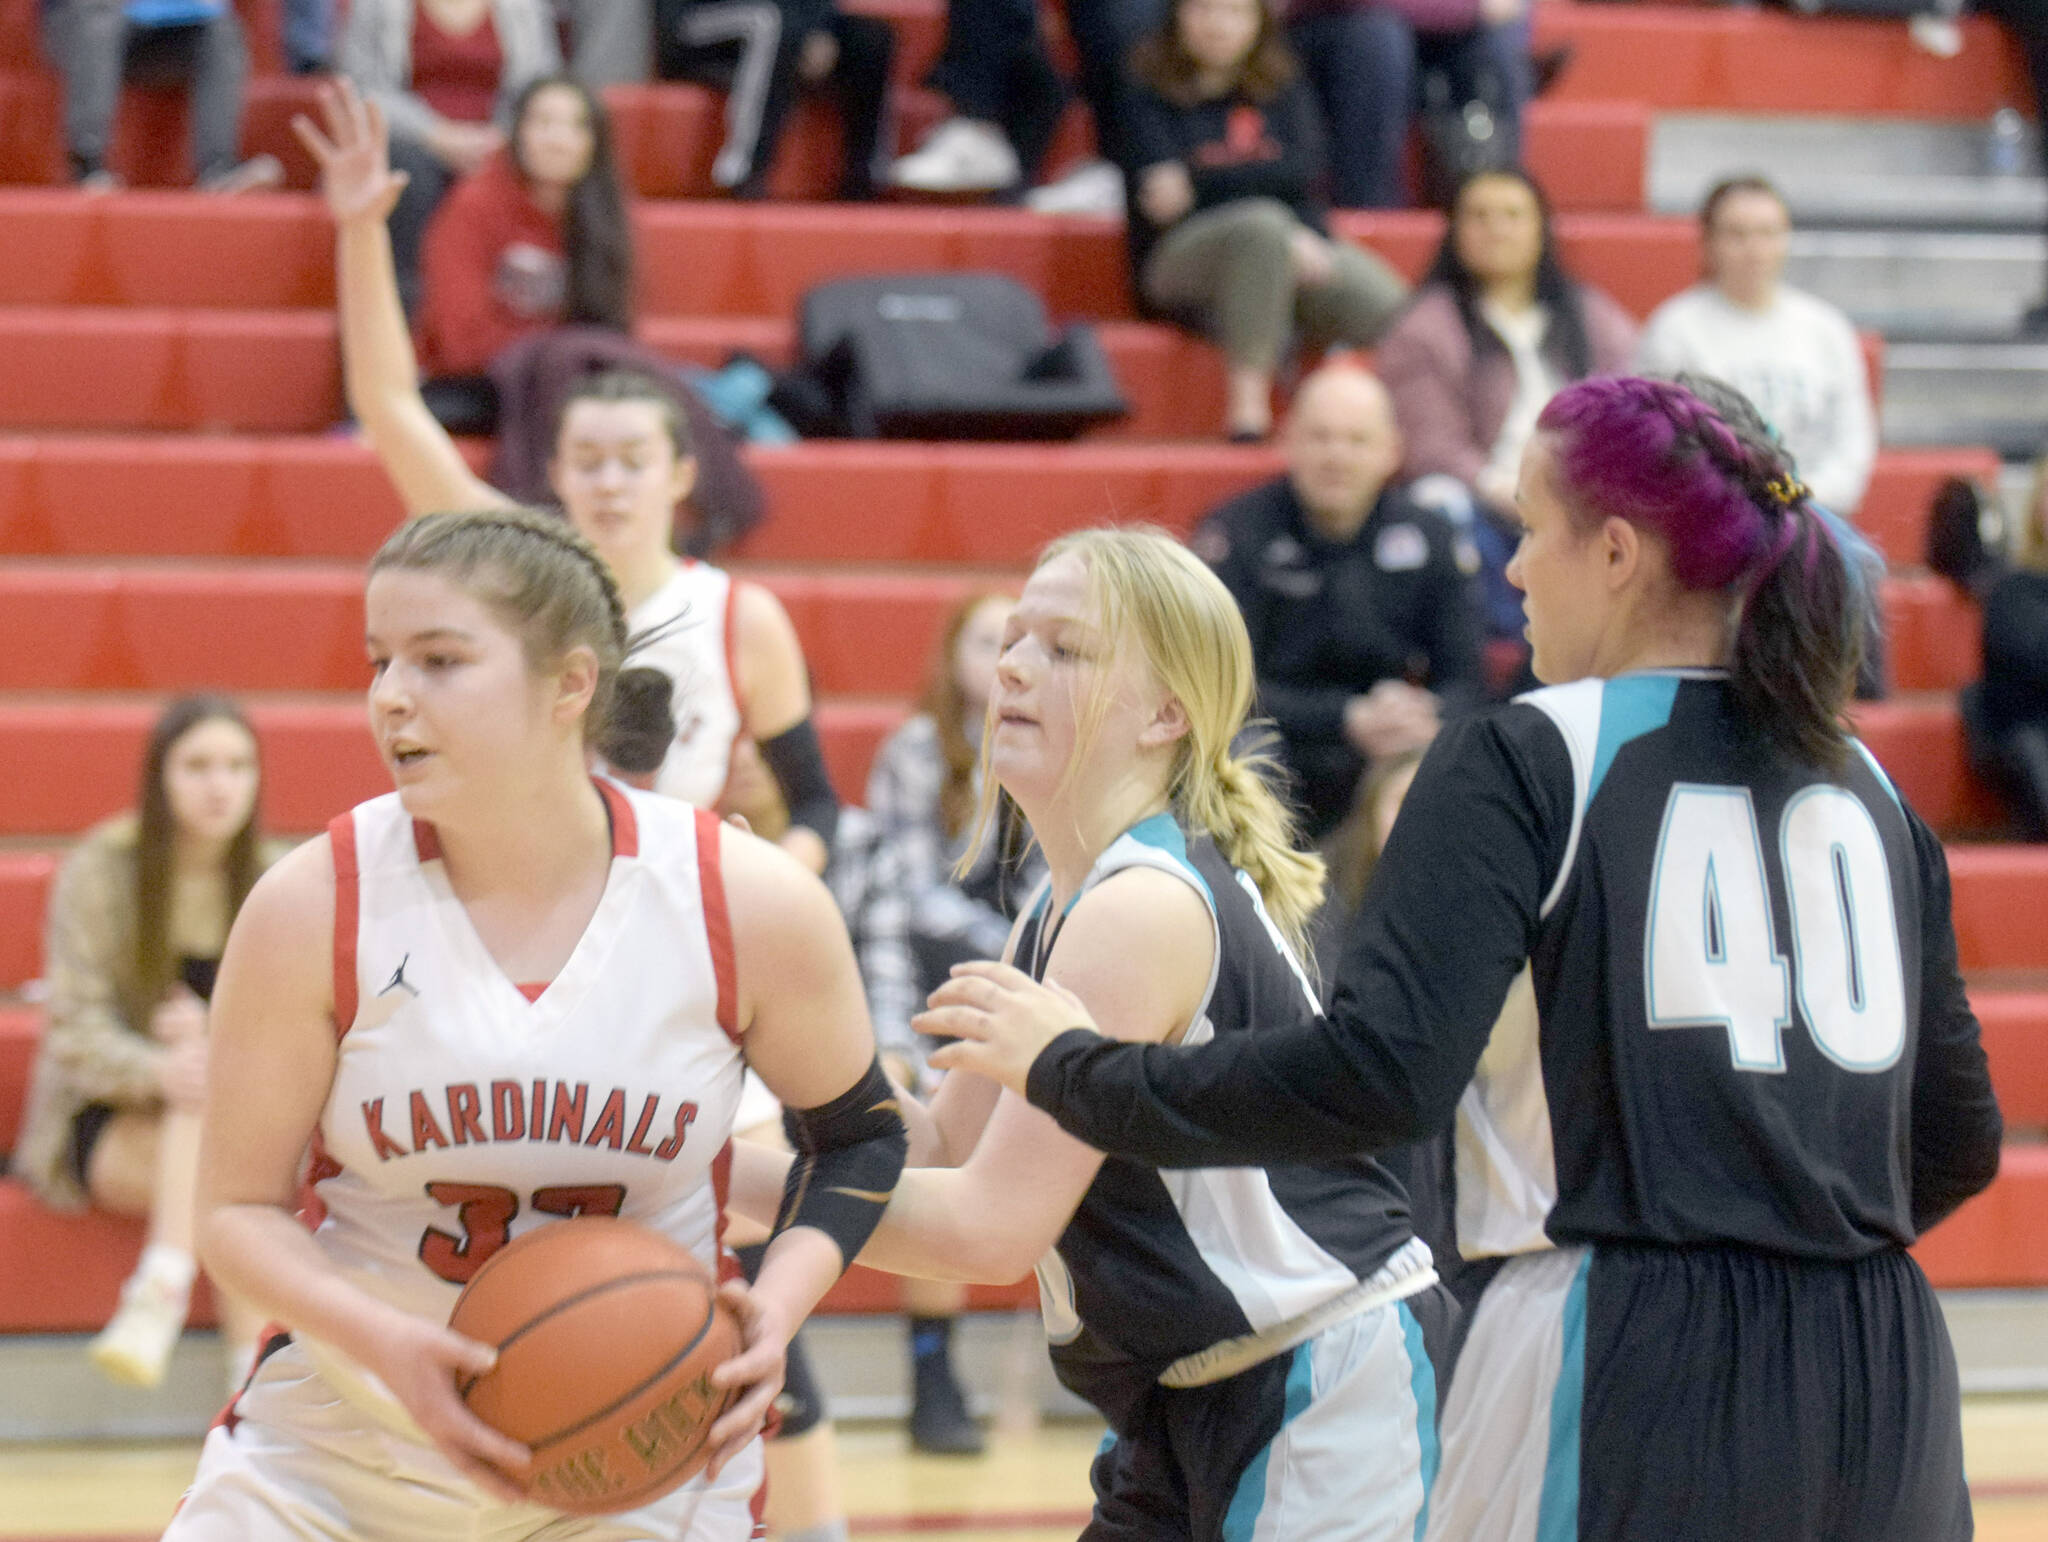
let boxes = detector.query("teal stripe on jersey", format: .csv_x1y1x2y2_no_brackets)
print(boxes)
1536,1251,1592,1542
1400,1302,1440,1542
1221,1341,1316,1542
1123,812,1216,907
1589,676,1683,803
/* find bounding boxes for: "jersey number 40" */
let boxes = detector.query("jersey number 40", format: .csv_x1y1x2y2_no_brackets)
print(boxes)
1645,784,1907,1074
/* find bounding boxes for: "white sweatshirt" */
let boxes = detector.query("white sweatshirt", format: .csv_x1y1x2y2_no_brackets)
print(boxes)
1634,284,1878,517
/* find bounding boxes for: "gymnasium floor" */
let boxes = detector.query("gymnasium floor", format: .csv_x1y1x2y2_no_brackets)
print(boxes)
3,1402,2046,1541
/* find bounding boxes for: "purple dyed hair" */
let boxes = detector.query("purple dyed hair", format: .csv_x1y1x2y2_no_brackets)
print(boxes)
1533,375,1863,770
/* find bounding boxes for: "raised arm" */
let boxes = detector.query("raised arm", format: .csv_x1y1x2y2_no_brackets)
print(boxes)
196,838,530,1497
293,80,507,518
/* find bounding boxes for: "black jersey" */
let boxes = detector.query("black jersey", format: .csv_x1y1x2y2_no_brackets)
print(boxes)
1024,674,2003,1263
1013,814,1425,1427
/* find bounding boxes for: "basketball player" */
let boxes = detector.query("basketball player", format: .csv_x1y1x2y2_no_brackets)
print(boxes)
735,529,1452,1541
167,510,905,1540
296,81,838,873
922,378,2004,1541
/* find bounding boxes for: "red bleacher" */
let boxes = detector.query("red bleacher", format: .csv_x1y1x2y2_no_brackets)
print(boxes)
0,0,2043,1345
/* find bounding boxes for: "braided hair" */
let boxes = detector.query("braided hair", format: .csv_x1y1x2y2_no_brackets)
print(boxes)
369,507,670,767
1534,375,1865,770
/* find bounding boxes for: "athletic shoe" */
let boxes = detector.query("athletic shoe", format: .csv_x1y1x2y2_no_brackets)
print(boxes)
910,1353,986,1455
199,154,285,196
1024,159,1125,217
891,119,1020,193
89,1270,191,1388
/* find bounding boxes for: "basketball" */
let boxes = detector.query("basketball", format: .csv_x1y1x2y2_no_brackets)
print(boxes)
450,1216,742,1515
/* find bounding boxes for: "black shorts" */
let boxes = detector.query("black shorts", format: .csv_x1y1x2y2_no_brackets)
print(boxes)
1430,1243,1971,1542
68,1100,119,1191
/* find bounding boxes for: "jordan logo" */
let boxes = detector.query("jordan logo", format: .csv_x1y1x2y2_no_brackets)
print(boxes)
378,955,421,999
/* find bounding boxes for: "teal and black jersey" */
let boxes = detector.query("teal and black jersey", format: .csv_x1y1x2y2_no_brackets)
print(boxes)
1025,674,2003,1263
1012,814,1424,1427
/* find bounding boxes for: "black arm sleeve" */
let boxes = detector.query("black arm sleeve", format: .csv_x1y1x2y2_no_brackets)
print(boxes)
775,1057,909,1271
1904,809,2004,1233
1023,710,1570,1166
759,716,840,851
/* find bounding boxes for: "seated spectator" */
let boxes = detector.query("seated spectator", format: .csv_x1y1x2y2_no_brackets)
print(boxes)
44,0,282,191
553,0,655,86
1190,363,1482,837
653,0,896,199
892,0,1158,212
340,0,563,311
862,591,1041,1456
1121,0,1409,439
415,75,632,383
1977,454,2048,838
1377,166,1636,637
13,697,283,1392
1974,0,2048,334
1287,0,1533,210
1636,176,1877,518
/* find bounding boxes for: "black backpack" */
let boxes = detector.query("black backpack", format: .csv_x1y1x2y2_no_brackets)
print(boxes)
771,273,1128,440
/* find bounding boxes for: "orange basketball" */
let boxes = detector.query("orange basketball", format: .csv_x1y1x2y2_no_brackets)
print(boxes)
450,1216,742,1515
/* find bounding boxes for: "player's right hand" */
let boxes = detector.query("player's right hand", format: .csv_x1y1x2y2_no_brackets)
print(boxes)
368,1315,533,1503
292,78,410,227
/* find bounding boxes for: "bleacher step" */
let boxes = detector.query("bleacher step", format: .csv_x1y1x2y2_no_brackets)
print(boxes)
1881,343,2048,456
1651,113,2046,230
1783,231,2048,339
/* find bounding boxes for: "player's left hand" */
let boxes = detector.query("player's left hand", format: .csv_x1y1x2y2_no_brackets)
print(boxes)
703,1281,789,1481
918,961,1100,1097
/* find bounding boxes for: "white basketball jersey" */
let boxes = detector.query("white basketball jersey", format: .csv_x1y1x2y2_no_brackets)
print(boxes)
304,781,747,1426
626,561,744,807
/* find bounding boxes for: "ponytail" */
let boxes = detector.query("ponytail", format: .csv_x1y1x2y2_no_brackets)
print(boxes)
1181,744,1326,967
1730,498,1862,773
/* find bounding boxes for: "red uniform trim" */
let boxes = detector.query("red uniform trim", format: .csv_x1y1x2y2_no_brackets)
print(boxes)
327,812,359,1041
596,776,639,858
411,818,442,864
723,574,746,790
694,806,741,1045
515,981,548,1003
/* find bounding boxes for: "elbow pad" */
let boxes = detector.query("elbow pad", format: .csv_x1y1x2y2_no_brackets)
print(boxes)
758,716,840,851
774,1056,906,1271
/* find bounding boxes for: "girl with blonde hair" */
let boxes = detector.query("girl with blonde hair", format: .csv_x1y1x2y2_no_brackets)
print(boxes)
736,526,1449,1541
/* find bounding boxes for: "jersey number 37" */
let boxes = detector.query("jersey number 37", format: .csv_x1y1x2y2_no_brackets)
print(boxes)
1645,784,1907,1074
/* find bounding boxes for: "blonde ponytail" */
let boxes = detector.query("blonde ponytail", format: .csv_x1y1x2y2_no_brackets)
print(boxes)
970,527,1325,959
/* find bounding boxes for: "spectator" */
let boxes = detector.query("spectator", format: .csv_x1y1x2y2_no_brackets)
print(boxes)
1121,0,1408,439
553,0,654,86
653,0,896,199
44,0,282,191
1287,0,1533,209
1977,454,2048,837
892,0,1159,210
13,697,283,1392
1376,166,1636,637
1974,0,2048,334
415,75,632,384
339,0,563,311
1636,175,1878,518
1190,363,1482,837
863,593,1044,1455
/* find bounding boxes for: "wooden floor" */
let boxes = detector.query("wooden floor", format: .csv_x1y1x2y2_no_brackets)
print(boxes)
2,1401,2045,1540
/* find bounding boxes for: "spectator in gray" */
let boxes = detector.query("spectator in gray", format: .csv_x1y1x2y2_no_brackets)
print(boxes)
339,0,561,309
44,0,282,191
1635,176,1877,518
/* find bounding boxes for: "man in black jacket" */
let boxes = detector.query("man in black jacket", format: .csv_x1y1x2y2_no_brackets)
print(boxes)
1191,363,1483,837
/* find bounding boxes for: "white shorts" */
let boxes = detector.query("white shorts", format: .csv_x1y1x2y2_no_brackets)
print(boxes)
165,1339,766,1542
1423,1247,1588,1542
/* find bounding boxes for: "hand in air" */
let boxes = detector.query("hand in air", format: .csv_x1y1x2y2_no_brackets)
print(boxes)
704,1281,790,1480
292,77,410,227
917,961,1100,1097
365,1313,532,1502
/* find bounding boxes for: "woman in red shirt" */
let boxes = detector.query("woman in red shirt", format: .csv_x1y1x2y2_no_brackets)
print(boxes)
415,75,633,389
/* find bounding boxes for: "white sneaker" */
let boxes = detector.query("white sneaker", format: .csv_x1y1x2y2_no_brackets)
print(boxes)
1024,158,1126,217
891,118,1020,193
89,1270,191,1388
